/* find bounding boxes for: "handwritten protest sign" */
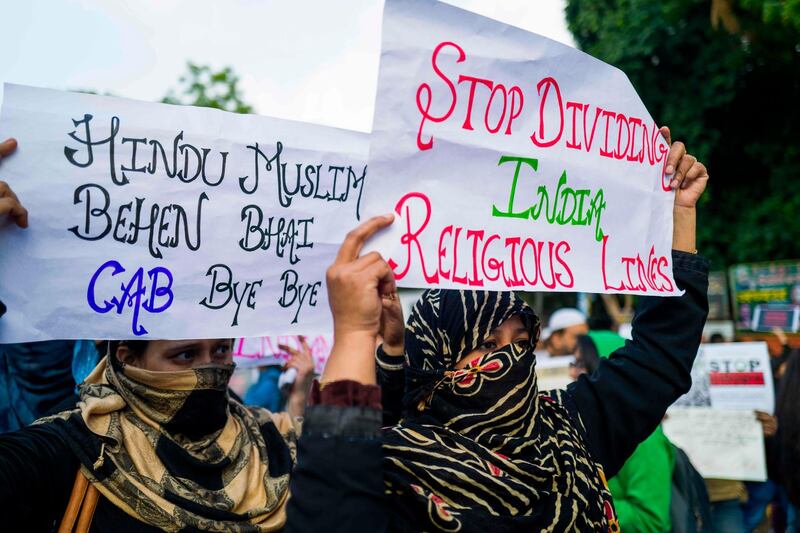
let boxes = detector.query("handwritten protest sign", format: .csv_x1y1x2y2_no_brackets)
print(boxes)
673,342,774,413
233,334,333,374
663,408,767,482
0,84,368,342
363,0,677,294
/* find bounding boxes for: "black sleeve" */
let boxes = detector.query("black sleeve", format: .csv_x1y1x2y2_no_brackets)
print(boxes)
0,421,79,530
376,344,405,427
286,404,388,533
568,251,709,477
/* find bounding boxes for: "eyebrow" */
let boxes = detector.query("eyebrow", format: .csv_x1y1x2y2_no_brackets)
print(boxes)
164,342,202,353
488,327,530,336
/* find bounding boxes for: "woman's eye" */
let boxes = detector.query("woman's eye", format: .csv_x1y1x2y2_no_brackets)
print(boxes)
214,344,230,355
175,351,194,362
514,339,532,349
481,340,497,350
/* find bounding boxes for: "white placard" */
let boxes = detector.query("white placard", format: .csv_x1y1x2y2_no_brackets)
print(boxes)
673,342,774,413
663,408,767,482
364,0,678,295
0,84,368,342
233,334,333,375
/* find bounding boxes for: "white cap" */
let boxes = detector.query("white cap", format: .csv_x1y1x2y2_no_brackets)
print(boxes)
540,327,551,341
546,308,587,335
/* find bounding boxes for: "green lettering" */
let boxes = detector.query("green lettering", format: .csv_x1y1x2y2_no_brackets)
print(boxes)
491,155,537,219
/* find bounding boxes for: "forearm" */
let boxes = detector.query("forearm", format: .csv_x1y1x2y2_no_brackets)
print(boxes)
286,388,309,419
672,206,696,253
322,330,378,385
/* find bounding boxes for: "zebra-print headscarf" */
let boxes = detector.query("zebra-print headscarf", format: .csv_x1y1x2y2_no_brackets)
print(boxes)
383,290,619,532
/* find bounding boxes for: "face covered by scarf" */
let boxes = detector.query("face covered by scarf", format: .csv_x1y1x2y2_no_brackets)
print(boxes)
39,355,298,533
383,290,619,533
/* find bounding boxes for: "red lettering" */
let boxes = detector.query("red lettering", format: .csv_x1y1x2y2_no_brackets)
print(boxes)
387,192,439,283
539,242,557,289
601,235,626,291
483,84,507,134
531,77,564,148
626,117,643,162
519,238,540,286
437,225,453,281
458,75,493,131
504,237,524,286
554,241,574,288
657,255,674,292
416,42,465,151
466,229,485,286
614,114,631,161
599,110,617,158
451,227,469,285
505,86,524,135
583,106,603,152
481,234,502,282
565,102,584,150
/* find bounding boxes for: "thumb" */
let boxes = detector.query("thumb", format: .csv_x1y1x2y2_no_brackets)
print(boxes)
0,138,17,159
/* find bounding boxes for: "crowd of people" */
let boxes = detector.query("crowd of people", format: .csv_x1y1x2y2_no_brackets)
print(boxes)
0,128,797,533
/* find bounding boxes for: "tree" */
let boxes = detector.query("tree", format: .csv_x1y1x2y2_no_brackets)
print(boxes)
162,62,253,114
566,0,800,268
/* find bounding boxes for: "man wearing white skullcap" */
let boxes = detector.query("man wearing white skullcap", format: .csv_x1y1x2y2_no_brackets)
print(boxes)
544,308,588,356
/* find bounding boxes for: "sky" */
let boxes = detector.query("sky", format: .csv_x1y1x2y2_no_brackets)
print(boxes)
0,0,574,133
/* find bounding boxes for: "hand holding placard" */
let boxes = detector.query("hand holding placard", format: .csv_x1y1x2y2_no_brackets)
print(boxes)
322,214,396,386
0,139,27,228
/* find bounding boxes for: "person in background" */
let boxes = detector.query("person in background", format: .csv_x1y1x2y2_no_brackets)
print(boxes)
245,365,285,412
572,331,675,533
776,349,800,532
0,341,77,433
740,327,791,532
544,307,588,356
253,335,314,417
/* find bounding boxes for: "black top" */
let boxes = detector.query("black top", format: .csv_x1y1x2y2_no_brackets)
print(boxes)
0,419,164,532
286,251,709,533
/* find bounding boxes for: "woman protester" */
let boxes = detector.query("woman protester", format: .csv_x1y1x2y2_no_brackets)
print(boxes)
776,349,800,531
0,139,315,532
287,128,711,532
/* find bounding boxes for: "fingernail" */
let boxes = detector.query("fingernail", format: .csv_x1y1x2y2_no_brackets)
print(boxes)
666,165,674,174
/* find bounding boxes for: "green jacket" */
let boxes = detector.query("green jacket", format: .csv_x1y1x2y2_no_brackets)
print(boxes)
587,331,675,532
608,424,675,532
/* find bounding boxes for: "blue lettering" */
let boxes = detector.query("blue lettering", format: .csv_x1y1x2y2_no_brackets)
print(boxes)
86,260,175,336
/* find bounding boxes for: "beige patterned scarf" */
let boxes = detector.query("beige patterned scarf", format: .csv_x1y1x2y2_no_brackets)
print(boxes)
41,356,298,532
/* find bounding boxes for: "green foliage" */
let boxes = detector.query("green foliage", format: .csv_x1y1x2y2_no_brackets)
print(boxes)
740,0,800,31
162,62,253,114
566,0,800,268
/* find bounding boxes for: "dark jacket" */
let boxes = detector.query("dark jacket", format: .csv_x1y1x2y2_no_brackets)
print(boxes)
286,251,709,532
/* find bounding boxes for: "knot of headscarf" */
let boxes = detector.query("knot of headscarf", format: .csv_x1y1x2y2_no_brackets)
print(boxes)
383,290,617,533
40,356,297,532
